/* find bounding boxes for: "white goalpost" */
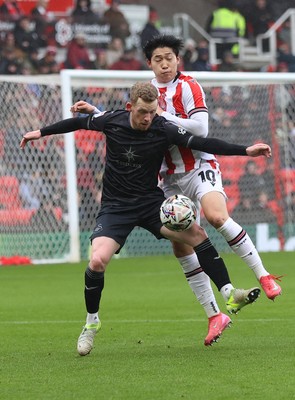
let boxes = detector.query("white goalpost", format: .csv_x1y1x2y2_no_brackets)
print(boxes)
1,70,295,263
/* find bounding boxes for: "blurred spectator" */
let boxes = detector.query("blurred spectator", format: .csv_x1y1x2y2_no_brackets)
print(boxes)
105,36,124,66
94,49,109,69
14,16,42,54
218,50,242,71
140,6,160,49
71,0,100,24
258,159,276,200
253,190,277,223
238,160,266,199
277,42,295,72
0,31,24,59
30,195,66,233
0,0,23,20
38,46,61,74
27,48,40,73
232,196,257,224
0,48,22,74
20,60,36,75
19,171,45,210
103,0,130,44
276,61,289,73
31,0,55,47
206,0,246,58
182,38,198,70
245,0,274,51
109,47,144,70
64,33,94,69
191,41,212,71
0,31,26,73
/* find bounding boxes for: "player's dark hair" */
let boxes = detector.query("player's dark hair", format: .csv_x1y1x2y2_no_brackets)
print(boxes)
130,82,158,104
143,35,184,60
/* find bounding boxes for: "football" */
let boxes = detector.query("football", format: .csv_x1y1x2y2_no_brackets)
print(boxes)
160,194,197,231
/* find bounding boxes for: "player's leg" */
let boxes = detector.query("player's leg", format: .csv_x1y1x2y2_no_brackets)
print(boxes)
161,175,231,342
162,225,232,345
201,190,282,301
172,241,220,316
172,242,232,346
77,236,120,356
165,168,261,313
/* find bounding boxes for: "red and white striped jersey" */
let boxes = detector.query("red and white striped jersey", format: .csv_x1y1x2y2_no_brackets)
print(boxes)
152,72,216,176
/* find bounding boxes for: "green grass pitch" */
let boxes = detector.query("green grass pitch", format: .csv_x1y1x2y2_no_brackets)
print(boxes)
1,252,294,400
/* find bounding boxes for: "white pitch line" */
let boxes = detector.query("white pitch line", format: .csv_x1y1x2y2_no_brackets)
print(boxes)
0,318,286,325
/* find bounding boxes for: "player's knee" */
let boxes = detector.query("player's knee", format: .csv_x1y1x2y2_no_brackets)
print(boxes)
90,252,107,272
190,224,208,244
172,241,194,258
207,213,227,229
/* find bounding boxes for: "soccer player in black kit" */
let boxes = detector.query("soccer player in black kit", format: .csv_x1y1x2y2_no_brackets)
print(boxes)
20,82,271,355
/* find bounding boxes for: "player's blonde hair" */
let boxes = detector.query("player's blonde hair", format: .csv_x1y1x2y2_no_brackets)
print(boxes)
130,82,158,104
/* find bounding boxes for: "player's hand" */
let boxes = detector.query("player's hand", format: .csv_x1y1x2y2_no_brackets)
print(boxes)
246,143,272,158
70,101,95,114
20,130,41,149
156,105,164,115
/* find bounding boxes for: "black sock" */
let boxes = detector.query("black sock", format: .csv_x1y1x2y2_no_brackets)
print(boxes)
194,238,231,291
84,266,105,313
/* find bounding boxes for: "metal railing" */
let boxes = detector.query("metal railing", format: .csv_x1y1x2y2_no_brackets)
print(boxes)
255,8,295,65
174,9,295,67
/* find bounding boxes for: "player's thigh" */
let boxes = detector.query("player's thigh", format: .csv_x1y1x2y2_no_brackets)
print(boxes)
161,224,207,248
90,236,120,271
201,191,229,224
90,206,135,266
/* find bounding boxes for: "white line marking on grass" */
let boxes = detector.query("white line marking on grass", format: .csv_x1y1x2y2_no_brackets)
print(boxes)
0,318,286,325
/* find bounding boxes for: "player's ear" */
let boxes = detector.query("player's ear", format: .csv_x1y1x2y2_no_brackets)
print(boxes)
125,102,132,111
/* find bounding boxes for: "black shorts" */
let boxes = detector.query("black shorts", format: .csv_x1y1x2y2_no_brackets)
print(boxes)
90,192,165,251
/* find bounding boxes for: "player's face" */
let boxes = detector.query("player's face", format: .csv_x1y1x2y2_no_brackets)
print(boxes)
128,98,158,131
147,47,179,84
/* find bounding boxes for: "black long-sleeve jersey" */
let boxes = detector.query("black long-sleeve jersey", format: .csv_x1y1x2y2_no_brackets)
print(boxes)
41,110,248,203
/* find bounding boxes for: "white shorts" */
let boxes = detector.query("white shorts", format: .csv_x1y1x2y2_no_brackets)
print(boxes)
161,160,226,222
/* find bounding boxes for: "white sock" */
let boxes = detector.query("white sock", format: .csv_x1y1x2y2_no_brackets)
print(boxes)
217,217,269,280
220,283,234,301
178,253,220,318
86,312,100,325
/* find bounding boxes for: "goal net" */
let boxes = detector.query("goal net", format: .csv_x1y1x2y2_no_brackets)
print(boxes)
1,71,295,263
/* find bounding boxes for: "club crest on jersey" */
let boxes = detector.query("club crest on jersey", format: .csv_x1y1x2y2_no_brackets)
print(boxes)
178,127,187,135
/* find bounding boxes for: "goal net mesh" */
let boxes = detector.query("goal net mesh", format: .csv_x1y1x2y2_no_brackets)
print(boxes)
0,71,294,262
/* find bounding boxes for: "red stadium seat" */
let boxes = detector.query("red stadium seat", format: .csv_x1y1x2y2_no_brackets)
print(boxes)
0,209,35,226
224,183,240,213
280,169,295,195
217,156,248,183
0,176,22,209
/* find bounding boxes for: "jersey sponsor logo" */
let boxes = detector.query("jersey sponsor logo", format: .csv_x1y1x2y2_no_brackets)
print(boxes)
116,146,142,168
94,224,103,232
177,127,187,135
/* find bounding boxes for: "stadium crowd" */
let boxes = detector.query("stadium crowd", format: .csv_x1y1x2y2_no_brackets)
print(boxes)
0,0,295,74
0,0,295,234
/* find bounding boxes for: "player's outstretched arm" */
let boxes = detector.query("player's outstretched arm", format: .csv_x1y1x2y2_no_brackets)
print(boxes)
246,143,271,158
70,101,96,114
20,130,41,149
20,117,90,149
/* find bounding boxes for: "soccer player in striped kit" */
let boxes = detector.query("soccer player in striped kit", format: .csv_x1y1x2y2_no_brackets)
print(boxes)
142,35,282,332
